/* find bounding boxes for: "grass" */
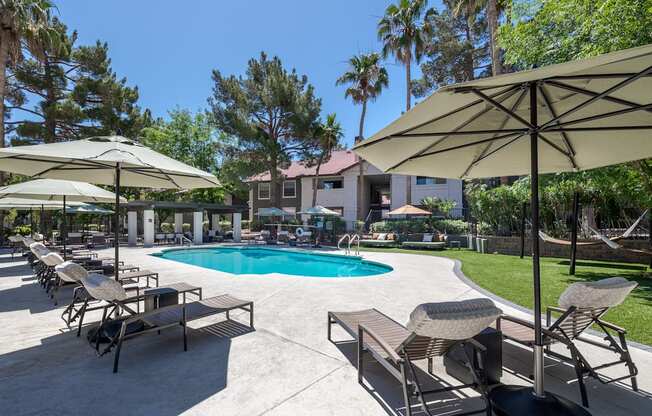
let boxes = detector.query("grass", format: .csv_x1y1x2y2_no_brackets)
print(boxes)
360,247,652,346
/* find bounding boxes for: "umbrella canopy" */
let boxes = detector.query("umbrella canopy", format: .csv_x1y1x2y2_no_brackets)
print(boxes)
354,44,652,415
0,136,219,189
0,179,125,203
298,206,342,216
256,207,294,217
388,204,431,216
355,43,652,179
0,197,88,210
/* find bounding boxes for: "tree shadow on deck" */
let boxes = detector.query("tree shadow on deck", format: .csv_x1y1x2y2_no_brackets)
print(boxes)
0,319,252,416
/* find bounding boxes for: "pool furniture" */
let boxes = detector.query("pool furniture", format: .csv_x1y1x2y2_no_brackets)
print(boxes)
79,273,253,372
359,233,397,247
496,277,638,407
449,240,462,250
155,233,167,245
401,233,447,250
328,298,502,416
117,269,159,288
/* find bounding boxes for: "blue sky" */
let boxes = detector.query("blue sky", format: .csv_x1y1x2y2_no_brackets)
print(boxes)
54,0,443,148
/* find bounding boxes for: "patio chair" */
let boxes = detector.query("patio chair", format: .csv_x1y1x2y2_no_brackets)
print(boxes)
328,298,502,416
79,273,254,372
496,277,639,407
165,233,175,244
90,234,108,248
155,233,166,245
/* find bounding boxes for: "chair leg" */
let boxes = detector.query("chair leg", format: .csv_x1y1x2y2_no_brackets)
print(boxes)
113,323,127,373
569,345,589,407
404,351,432,416
399,361,413,416
76,300,88,337
357,327,364,384
327,314,332,342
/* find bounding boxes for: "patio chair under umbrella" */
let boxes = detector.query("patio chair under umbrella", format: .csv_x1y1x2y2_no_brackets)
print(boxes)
354,44,652,415
388,204,431,216
0,136,219,280
0,179,124,257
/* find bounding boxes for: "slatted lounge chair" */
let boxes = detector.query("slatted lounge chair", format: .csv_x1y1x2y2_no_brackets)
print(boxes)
328,298,502,416
496,277,638,407
78,273,253,372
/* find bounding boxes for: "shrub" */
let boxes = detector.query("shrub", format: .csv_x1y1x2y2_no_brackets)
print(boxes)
182,223,191,233
13,225,32,236
370,218,470,235
160,222,174,233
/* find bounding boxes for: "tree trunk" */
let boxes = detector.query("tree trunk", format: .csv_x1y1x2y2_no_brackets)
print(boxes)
487,0,502,76
463,15,475,81
312,154,324,207
357,99,367,221
44,56,57,142
269,154,280,208
0,30,9,244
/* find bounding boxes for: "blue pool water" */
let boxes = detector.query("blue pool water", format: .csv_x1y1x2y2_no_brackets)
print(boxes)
153,247,392,278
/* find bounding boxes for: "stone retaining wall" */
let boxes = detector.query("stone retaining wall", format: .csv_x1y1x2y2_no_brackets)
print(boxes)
481,235,651,265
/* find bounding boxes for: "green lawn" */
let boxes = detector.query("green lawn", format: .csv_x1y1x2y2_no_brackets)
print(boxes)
360,247,652,345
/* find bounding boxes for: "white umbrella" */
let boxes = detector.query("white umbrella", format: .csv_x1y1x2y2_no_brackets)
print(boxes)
0,136,219,280
297,206,341,216
256,207,294,217
0,197,92,237
355,44,652,415
0,179,124,255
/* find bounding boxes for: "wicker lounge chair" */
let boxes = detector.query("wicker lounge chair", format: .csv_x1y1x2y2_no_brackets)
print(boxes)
402,233,447,250
328,298,502,416
359,233,397,247
496,277,638,407
79,273,253,372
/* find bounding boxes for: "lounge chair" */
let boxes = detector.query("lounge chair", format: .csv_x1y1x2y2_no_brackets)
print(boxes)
496,277,638,407
359,232,397,247
79,273,254,372
401,233,447,250
165,233,175,244
155,233,166,245
328,299,502,416
90,234,108,248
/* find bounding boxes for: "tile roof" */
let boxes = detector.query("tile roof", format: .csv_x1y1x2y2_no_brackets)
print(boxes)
247,150,359,182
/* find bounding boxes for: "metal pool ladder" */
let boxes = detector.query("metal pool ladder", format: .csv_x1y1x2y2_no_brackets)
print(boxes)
338,234,360,256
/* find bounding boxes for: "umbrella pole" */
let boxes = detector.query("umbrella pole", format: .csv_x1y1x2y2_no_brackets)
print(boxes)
40,205,44,236
62,196,67,260
569,192,580,275
114,164,121,281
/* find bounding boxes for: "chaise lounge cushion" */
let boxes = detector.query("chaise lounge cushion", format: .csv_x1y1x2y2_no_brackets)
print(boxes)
55,261,88,283
81,273,127,301
558,276,638,309
407,298,502,340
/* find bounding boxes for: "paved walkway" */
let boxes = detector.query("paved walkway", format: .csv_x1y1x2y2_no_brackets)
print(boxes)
0,246,650,415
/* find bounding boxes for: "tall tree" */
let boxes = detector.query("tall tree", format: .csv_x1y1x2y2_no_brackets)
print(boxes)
336,52,388,219
0,0,61,241
413,2,490,97
209,52,322,208
378,0,432,112
303,114,344,207
453,0,504,75
378,0,432,205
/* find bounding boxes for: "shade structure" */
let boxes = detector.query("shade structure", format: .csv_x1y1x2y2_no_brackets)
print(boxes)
0,179,124,203
355,45,652,415
0,135,220,281
388,204,431,216
297,205,342,216
257,207,294,217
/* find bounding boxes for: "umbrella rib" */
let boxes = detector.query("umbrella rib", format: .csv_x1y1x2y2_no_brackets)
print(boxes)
355,85,520,149
543,80,652,113
386,87,523,172
539,64,652,129
471,88,534,128
462,87,530,177
546,102,652,129
537,85,579,170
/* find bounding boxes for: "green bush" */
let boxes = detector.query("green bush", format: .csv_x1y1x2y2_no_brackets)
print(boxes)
13,225,32,236
160,222,174,233
370,218,469,235
182,223,191,233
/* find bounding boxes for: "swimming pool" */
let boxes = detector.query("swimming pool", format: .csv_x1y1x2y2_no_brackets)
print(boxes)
153,247,393,278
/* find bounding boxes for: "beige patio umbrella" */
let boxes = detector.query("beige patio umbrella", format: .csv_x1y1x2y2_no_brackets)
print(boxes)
297,205,342,216
388,204,431,216
0,197,90,237
0,136,219,280
355,44,652,415
0,179,125,256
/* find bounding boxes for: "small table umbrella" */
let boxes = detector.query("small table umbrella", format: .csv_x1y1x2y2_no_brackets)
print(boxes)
297,206,342,216
256,207,294,217
354,44,652,415
0,179,124,257
388,204,431,216
0,136,219,280
0,197,93,237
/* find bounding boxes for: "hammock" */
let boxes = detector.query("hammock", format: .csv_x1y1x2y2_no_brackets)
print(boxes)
589,226,652,256
538,209,649,247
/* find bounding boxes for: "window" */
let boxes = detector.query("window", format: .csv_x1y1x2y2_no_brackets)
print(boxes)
318,177,344,190
416,176,446,185
258,182,270,200
283,180,296,198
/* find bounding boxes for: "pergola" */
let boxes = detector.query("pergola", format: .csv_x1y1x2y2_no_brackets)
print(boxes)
123,200,248,246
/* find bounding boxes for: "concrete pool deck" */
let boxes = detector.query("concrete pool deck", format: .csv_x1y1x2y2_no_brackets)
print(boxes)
0,245,650,415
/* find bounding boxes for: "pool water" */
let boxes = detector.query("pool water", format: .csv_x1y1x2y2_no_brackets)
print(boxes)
153,247,392,278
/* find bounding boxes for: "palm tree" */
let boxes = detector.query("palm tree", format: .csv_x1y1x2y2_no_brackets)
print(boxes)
452,0,503,75
311,114,343,207
377,0,432,112
336,52,388,220
0,0,61,242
